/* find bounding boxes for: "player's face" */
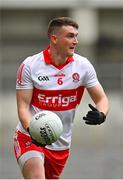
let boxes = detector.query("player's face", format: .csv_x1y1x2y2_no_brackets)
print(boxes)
55,25,78,57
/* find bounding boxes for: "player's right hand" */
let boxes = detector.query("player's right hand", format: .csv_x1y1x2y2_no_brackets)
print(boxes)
27,127,46,147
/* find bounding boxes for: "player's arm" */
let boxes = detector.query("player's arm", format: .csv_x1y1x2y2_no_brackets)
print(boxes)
87,83,109,115
16,89,46,146
83,83,109,125
16,89,33,131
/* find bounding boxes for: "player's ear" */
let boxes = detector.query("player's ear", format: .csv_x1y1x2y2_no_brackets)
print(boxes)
50,34,57,44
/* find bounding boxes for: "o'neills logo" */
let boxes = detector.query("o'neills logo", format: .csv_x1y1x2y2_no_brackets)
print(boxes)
38,94,77,107
40,123,55,144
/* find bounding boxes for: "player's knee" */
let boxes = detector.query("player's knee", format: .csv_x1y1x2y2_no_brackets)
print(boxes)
31,172,45,179
23,170,45,179
22,159,45,179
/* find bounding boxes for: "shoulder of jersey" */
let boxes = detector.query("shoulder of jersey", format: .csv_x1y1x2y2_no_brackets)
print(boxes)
23,52,43,66
73,53,91,65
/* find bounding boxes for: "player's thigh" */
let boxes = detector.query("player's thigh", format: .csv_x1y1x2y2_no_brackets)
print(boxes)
13,130,44,159
22,157,45,179
44,148,69,179
13,130,45,178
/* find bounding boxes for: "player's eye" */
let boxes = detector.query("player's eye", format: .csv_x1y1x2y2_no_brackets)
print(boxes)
67,33,78,39
67,34,74,38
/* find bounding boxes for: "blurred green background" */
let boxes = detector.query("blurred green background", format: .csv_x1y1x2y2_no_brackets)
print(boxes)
0,0,123,179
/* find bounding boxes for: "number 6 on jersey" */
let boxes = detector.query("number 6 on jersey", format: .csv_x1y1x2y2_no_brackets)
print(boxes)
57,77,63,85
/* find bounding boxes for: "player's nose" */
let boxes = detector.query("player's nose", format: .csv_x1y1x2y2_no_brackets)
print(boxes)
73,37,78,45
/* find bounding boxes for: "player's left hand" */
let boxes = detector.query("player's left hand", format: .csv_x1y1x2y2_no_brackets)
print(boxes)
83,104,106,125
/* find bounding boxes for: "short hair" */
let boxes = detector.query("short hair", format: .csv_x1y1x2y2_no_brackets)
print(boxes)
47,17,79,38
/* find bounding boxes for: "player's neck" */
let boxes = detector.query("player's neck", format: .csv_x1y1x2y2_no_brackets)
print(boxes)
48,46,67,66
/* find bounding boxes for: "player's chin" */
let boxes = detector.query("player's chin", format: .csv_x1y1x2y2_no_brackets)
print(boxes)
67,51,74,57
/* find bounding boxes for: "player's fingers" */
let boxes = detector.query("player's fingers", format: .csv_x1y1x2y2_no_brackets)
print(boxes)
85,121,97,125
83,116,88,120
88,104,97,111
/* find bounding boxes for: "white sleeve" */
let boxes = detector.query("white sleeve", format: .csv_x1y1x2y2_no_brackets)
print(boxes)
16,59,33,89
83,61,99,88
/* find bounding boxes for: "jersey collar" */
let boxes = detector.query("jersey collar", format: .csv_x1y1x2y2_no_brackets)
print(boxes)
43,46,74,70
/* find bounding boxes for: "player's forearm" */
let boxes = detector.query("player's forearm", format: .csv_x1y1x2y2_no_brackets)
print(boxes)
87,84,109,116
18,108,32,131
96,96,109,116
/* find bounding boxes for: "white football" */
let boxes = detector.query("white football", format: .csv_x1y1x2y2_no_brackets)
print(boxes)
29,110,63,145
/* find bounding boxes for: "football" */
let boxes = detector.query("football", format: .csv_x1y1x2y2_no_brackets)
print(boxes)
29,110,63,145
